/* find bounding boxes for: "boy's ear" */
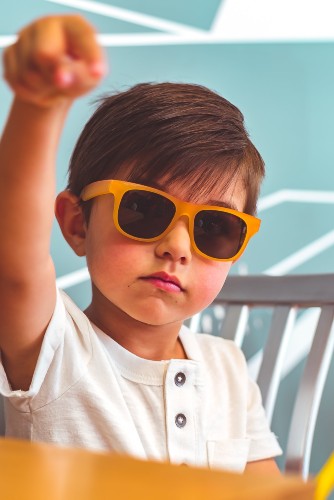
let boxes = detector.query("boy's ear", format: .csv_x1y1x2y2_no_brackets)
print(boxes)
55,190,87,256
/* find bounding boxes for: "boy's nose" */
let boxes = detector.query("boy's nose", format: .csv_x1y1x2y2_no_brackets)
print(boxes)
154,217,192,264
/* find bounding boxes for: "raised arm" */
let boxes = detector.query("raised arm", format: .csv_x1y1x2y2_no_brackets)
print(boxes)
0,15,105,390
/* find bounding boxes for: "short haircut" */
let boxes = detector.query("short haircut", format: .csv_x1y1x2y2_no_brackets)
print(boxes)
67,82,265,220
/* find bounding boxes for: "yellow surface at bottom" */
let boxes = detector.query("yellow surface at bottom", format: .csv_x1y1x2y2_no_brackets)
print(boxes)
316,451,334,500
0,438,315,500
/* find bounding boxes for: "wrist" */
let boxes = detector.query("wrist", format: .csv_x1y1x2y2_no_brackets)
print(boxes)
11,96,73,119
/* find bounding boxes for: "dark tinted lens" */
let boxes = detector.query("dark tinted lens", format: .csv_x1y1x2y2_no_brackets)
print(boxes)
118,190,176,238
194,210,247,259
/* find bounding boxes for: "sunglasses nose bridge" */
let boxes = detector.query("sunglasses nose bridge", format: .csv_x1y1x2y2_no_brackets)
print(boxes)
162,202,198,255
172,200,194,233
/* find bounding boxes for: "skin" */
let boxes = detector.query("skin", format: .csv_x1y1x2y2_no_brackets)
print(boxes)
56,181,240,360
0,14,279,474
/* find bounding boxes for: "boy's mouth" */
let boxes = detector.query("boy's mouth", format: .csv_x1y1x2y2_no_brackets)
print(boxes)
140,272,184,292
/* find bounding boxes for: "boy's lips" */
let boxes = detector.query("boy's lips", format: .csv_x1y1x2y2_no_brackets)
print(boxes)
140,272,184,292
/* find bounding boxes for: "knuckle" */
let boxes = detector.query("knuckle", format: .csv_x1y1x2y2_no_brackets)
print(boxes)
31,48,55,66
70,13,93,27
69,13,86,22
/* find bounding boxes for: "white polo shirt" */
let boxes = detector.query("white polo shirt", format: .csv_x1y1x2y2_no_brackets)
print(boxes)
0,289,282,472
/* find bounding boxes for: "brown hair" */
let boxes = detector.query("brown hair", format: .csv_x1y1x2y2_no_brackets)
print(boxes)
67,82,265,219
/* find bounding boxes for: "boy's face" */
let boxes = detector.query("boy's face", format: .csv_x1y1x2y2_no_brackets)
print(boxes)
82,177,246,329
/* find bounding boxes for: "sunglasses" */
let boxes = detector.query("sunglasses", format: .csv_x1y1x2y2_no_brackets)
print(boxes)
80,180,261,262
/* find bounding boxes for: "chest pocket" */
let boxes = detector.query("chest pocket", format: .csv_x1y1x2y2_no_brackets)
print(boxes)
207,438,250,473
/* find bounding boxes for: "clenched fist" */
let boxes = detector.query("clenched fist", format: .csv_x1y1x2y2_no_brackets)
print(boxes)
2,15,106,107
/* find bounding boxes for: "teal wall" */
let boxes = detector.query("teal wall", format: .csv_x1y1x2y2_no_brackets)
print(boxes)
1,0,334,478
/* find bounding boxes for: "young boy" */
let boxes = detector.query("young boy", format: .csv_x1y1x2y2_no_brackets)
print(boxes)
0,15,282,474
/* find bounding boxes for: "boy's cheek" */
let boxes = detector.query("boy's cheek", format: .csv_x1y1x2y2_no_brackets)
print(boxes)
195,261,232,301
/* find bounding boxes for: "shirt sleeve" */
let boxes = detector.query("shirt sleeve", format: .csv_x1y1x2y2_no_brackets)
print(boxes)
246,376,283,461
0,288,92,412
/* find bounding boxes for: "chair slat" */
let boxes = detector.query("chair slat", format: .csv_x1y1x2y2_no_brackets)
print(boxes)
220,305,249,348
285,305,334,479
257,306,297,425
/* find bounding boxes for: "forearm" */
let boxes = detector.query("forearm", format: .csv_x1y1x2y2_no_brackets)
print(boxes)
0,14,105,388
0,97,71,281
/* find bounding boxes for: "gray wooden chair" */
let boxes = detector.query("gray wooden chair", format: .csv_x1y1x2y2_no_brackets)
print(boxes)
189,274,334,480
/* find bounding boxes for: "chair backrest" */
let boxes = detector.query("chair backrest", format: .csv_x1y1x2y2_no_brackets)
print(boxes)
189,274,334,480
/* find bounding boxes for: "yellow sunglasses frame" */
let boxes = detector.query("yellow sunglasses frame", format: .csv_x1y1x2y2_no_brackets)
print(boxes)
80,180,261,262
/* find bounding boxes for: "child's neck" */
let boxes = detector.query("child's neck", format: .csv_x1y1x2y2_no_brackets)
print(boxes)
84,299,188,361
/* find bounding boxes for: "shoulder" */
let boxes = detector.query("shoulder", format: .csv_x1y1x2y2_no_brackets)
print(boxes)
180,326,248,376
59,288,85,317
0,289,96,407
43,288,95,364
58,289,94,335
